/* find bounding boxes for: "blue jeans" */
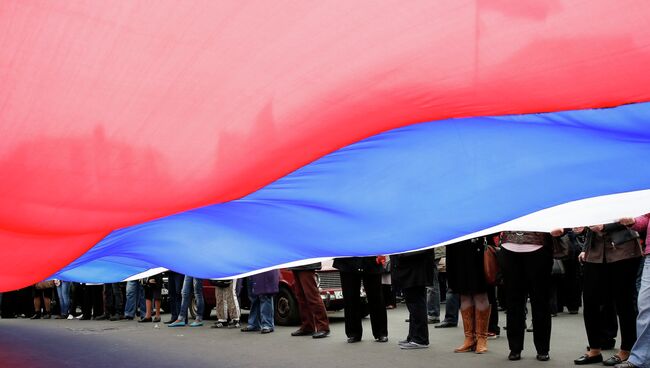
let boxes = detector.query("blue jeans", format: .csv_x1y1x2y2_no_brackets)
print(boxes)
442,290,460,324
629,256,650,368
179,276,204,321
426,259,441,318
247,282,274,329
56,281,72,316
168,272,185,320
124,281,146,318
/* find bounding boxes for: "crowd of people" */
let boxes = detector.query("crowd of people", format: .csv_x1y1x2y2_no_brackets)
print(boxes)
1,214,648,367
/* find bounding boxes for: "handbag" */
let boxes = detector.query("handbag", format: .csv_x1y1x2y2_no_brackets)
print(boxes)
610,228,640,246
483,242,499,286
34,280,56,289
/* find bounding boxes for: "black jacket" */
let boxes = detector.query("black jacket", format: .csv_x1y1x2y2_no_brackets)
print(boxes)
333,257,383,274
391,249,435,288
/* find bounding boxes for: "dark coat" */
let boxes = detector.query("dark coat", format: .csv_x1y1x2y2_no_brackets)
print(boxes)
332,256,383,274
391,249,435,289
249,269,280,296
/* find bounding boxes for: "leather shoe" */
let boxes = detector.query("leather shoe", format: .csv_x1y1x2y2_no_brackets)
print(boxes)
312,331,330,339
508,352,521,361
347,336,361,343
537,353,550,361
603,355,624,367
435,321,457,328
574,353,603,365
375,336,388,343
260,327,274,334
291,329,314,336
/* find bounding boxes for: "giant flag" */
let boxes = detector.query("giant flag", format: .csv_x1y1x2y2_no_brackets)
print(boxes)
2,1,650,290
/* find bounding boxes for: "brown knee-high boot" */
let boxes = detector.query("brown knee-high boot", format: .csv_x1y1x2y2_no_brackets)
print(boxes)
475,306,491,354
454,307,476,352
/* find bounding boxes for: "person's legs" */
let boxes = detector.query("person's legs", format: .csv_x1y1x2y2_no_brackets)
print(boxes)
610,258,641,357
440,290,460,326
292,271,314,332
503,248,527,355
602,299,619,348
102,284,113,317
226,281,240,322
192,278,204,322
246,281,261,330
80,285,91,318
403,286,428,345
339,271,362,339
124,281,138,318
427,259,441,322
583,262,605,354
177,276,193,322
363,273,387,339
259,294,274,330
111,283,123,317
215,287,227,322
91,285,104,318
43,290,52,316
32,293,41,318
526,248,552,355
455,294,476,352
487,286,500,336
628,256,650,368
144,299,152,319
563,256,581,313
474,292,491,353
296,270,329,332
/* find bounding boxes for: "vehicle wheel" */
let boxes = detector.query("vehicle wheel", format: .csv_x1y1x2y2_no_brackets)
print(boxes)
274,286,300,326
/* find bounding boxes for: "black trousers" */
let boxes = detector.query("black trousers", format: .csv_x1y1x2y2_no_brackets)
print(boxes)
487,286,500,334
81,284,104,318
583,258,639,351
403,286,428,344
103,283,123,316
559,255,582,312
502,247,553,354
340,271,387,339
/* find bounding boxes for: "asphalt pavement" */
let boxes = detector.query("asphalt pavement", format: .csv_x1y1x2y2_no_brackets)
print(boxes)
0,305,601,368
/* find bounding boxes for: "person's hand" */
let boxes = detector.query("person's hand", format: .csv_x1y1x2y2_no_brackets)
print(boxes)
149,279,156,284
578,252,586,263
376,255,386,265
550,228,564,237
589,224,604,233
619,217,636,226
573,226,585,233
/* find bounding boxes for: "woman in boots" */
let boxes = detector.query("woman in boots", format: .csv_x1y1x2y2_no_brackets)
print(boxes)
446,236,495,354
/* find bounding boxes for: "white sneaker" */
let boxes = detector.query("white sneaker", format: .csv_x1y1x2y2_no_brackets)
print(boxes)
75,314,84,319
67,314,74,320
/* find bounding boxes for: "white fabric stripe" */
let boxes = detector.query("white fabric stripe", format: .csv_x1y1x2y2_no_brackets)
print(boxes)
119,189,650,281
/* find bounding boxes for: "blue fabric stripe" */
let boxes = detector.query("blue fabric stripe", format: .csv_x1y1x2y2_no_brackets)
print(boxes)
55,103,650,282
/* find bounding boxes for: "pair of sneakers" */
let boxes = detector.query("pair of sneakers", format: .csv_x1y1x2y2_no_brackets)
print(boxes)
398,339,429,350
211,320,240,329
